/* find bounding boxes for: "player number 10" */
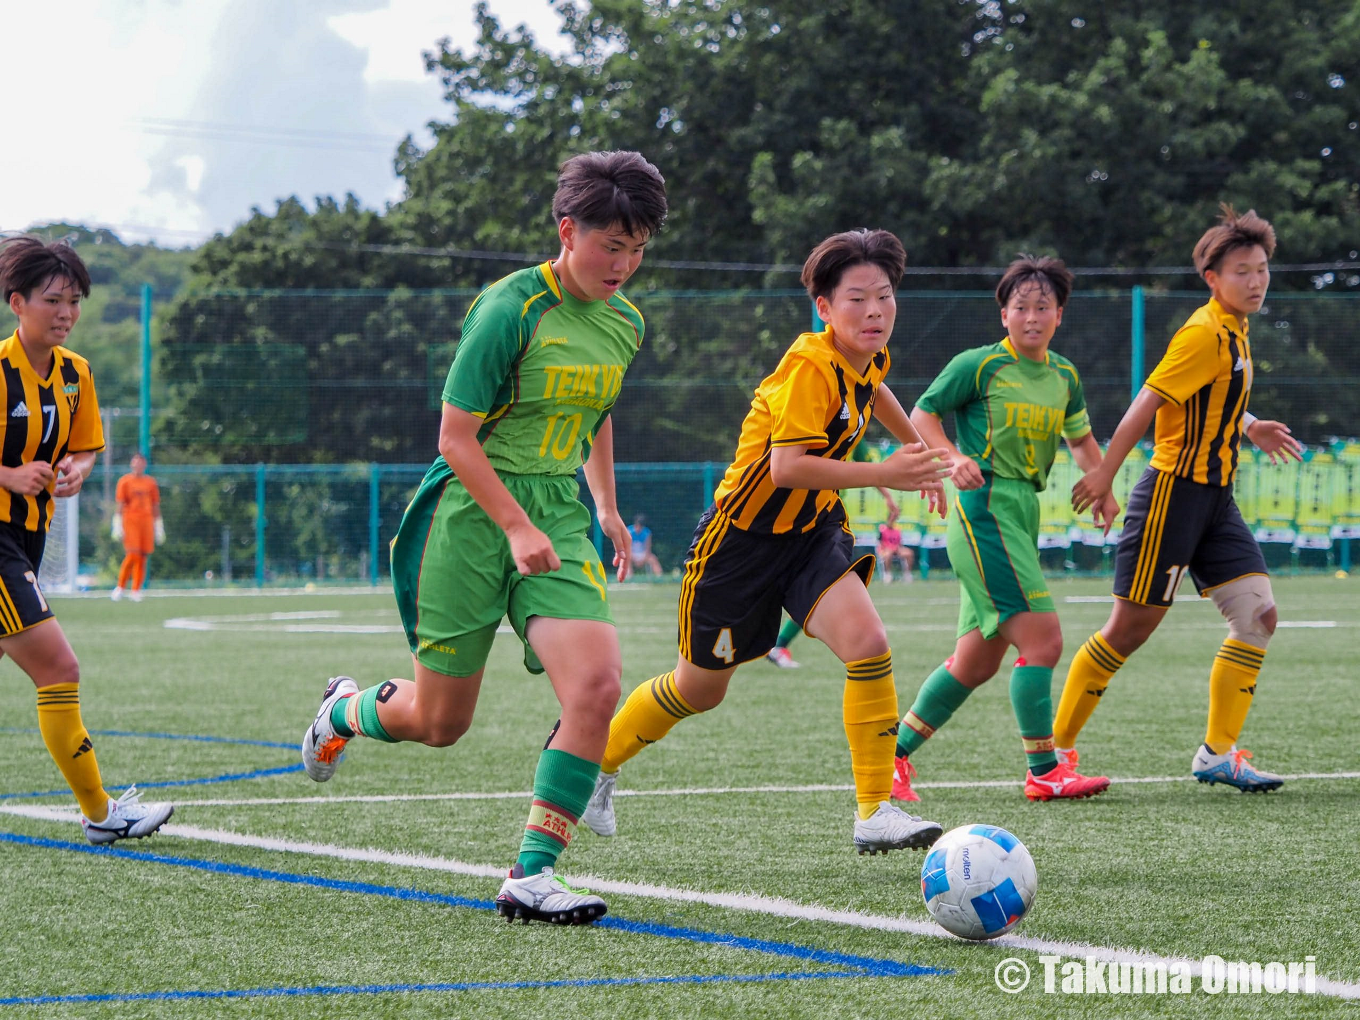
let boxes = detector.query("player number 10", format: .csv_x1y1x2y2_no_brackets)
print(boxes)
539,413,583,460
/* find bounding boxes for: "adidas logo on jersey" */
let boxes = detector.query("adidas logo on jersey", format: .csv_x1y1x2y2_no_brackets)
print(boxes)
839,404,851,420
10,401,29,418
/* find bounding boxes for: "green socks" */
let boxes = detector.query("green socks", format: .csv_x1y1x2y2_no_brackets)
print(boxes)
1010,662,1058,775
775,617,800,650
896,662,974,757
517,749,600,875
329,685,397,742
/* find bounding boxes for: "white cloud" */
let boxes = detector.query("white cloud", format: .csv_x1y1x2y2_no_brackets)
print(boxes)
0,0,569,246
329,0,572,84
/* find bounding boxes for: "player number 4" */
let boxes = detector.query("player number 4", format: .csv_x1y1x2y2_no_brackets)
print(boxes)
712,627,735,664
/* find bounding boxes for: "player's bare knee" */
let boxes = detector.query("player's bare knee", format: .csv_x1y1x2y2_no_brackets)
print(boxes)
421,719,469,748
1210,575,1276,648
842,622,889,663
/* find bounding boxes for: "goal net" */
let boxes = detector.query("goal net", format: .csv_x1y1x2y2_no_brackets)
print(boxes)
39,493,80,594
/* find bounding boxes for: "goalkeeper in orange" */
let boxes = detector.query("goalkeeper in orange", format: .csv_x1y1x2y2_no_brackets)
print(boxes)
111,453,163,602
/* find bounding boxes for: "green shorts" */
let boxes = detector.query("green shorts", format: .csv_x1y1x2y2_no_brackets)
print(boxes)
391,468,613,677
945,475,1054,640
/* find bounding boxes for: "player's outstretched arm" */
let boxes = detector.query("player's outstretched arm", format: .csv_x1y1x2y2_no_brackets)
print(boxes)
1072,388,1164,513
438,403,560,576
909,406,982,491
1243,413,1304,465
582,415,631,581
1066,432,1120,535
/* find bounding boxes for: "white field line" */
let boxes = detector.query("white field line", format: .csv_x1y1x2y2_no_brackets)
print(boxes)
2,801,1356,999
18,771,1360,811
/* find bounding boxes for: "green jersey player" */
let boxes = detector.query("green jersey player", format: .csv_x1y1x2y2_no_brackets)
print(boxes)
892,256,1118,803
300,151,667,925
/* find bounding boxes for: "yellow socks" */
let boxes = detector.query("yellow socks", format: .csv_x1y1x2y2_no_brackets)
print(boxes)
36,683,111,820
1205,639,1265,753
1053,632,1127,748
843,652,898,820
600,672,697,774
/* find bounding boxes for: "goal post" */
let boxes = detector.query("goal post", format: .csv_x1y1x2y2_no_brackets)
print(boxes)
38,493,80,594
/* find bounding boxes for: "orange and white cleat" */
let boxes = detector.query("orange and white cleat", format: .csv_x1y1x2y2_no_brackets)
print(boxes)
891,755,921,803
1024,760,1111,801
302,676,358,782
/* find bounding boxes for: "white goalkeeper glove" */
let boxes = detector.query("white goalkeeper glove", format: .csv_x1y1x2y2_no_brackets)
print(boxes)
111,513,123,540
154,517,166,544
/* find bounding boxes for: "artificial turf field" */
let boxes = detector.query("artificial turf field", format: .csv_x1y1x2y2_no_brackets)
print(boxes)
1,574,1356,1018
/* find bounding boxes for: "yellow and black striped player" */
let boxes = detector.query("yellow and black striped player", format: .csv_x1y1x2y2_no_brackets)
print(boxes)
579,229,954,855
0,237,173,844
1059,206,1305,792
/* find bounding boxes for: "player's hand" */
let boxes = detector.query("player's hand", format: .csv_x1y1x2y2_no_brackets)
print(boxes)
596,507,632,582
3,461,55,496
922,487,949,519
881,443,953,493
154,517,166,544
53,457,84,497
1071,466,1113,514
1091,491,1121,537
950,455,985,491
505,522,561,576
1247,419,1304,464
111,513,124,540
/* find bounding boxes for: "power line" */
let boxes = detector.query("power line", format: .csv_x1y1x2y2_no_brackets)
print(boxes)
123,117,406,154
307,240,1360,276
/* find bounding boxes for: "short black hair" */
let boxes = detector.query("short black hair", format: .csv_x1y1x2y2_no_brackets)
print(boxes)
995,254,1073,308
800,229,907,301
1193,204,1277,276
552,151,668,239
0,237,91,303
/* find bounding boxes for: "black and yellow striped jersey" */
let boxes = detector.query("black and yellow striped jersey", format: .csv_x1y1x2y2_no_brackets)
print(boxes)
1144,298,1252,486
714,327,888,534
0,331,104,531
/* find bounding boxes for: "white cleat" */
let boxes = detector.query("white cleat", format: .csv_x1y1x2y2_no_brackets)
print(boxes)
765,647,800,669
495,864,607,925
129,589,144,603
110,586,124,602
853,801,943,855
1191,744,1284,793
301,676,359,782
82,786,174,845
581,769,618,837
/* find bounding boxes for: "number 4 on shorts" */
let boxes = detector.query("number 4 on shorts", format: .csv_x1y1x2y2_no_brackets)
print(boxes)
712,627,735,664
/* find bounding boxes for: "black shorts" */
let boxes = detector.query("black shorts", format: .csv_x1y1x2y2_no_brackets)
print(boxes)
1113,467,1266,607
677,506,873,669
0,521,52,636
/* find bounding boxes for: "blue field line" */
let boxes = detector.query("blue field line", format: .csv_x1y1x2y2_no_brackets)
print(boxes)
0,726,296,750
1,971,868,1007
0,764,304,801
0,727,300,800
0,830,947,1006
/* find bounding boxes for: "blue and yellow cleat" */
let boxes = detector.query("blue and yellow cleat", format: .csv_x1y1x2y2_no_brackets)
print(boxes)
1191,745,1284,793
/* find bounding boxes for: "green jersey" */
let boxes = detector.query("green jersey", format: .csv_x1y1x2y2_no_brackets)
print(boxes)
439,261,645,477
916,337,1090,491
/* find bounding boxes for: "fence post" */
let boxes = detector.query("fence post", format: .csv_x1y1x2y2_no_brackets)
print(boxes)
140,283,152,458
255,463,266,587
1130,285,1145,399
369,463,381,586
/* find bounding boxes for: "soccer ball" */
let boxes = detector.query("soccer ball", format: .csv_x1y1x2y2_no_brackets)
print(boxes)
921,824,1037,940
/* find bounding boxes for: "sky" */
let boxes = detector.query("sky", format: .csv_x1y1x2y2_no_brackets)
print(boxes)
0,0,570,247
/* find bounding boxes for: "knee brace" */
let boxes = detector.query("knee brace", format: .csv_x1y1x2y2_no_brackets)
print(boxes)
1208,574,1275,648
